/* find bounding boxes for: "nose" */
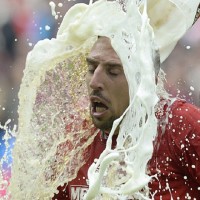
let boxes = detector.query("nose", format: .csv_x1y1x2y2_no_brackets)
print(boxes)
89,65,104,90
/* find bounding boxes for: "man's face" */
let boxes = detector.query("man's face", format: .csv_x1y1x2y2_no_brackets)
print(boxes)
86,37,129,131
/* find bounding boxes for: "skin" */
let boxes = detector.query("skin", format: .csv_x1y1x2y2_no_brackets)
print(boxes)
86,36,129,132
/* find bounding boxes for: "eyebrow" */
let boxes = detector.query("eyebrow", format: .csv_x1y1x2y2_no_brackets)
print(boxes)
86,57,98,64
86,57,122,68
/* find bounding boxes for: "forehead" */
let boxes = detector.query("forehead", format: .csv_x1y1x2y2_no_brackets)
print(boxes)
88,37,122,63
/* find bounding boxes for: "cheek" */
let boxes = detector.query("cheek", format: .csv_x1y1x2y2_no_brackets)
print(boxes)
85,74,91,92
120,82,129,108
120,80,129,98
114,82,129,108
124,86,129,104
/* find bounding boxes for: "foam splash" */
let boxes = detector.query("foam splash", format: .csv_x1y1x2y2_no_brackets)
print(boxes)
0,121,16,200
7,0,199,199
49,1,58,20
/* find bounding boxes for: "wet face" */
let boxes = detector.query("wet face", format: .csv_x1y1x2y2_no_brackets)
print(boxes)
86,37,129,131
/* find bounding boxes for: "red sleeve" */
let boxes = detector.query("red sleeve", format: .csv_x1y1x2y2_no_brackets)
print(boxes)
168,100,200,184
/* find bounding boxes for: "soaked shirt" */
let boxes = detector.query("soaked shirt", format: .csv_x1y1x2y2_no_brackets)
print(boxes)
53,131,106,200
149,99,200,199
53,100,200,200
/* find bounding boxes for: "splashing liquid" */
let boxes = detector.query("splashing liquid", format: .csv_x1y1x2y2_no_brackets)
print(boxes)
0,121,16,200
7,0,199,199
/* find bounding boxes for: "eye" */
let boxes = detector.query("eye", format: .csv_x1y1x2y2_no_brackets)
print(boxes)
108,68,121,76
87,64,96,74
109,71,118,76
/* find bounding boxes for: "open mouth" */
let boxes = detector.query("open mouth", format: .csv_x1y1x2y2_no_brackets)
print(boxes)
92,101,108,113
90,96,109,117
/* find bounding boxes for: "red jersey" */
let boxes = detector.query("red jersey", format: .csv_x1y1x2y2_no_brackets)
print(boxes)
149,99,200,199
53,131,107,200
53,100,200,199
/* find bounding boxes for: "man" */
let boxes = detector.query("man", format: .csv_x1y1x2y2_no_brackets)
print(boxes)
53,36,200,199
7,0,199,199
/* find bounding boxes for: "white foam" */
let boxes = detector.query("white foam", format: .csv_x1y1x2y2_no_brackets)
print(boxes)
8,0,199,199
190,86,194,91
45,25,51,31
58,3,63,8
49,1,58,19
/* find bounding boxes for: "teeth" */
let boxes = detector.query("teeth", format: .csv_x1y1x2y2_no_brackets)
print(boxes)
96,106,107,112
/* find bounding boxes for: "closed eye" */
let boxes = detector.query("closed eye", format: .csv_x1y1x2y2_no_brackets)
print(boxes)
88,65,95,74
86,57,98,73
107,64,123,76
109,69,121,76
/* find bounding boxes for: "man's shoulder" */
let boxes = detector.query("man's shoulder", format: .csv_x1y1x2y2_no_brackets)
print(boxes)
151,99,200,199
170,98,200,113
157,98,200,141
162,98,200,147
157,98,200,122
169,99,200,127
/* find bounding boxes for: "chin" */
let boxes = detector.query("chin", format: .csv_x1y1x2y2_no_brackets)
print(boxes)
92,117,114,131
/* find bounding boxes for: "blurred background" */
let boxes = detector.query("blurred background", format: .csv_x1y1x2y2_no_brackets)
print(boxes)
0,0,199,128
0,0,199,195
0,0,91,128
0,0,90,196
163,19,200,106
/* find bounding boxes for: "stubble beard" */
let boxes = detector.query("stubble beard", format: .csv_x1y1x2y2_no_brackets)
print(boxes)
92,115,116,132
